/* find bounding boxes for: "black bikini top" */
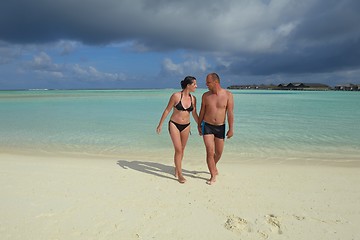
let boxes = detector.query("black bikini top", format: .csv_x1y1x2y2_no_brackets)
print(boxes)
175,93,193,112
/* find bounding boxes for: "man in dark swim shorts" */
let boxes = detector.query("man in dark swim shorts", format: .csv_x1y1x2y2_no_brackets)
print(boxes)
198,73,234,185
201,121,226,139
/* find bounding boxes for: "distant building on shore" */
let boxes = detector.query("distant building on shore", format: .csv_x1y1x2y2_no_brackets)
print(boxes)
334,84,359,91
277,83,330,91
228,83,331,91
227,84,277,90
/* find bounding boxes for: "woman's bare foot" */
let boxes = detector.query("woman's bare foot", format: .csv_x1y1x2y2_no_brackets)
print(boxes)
178,176,186,184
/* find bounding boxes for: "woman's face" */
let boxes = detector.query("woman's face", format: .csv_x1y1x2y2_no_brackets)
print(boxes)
188,80,197,92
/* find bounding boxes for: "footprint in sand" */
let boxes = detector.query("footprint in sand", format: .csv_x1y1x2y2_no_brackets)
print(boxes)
293,214,306,221
224,215,251,233
257,230,269,239
265,214,283,234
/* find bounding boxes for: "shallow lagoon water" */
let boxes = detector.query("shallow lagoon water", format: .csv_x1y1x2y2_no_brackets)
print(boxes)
1,89,359,164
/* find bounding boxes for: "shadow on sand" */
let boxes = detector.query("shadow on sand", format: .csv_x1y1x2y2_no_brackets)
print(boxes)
116,160,209,182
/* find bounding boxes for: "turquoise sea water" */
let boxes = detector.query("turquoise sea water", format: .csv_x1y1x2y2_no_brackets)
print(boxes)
1,89,359,164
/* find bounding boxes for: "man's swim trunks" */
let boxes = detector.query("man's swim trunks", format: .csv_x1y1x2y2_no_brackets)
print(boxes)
201,121,226,139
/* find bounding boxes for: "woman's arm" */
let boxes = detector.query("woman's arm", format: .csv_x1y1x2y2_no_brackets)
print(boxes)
191,96,199,125
197,94,206,135
156,93,176,134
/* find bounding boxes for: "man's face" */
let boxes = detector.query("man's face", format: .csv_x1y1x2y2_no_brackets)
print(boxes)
206,76,215,90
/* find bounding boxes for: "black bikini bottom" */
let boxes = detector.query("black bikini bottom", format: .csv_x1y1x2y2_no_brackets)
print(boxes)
169,120,190,132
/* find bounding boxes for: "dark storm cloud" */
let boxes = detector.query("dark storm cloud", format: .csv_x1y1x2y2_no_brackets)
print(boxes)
292,0,360,43
226,38,360,75
1,0,360,76
0,0,139,44
0,0,219,49
220,0,360,76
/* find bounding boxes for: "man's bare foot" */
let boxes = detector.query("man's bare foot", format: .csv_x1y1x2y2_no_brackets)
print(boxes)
178,176,186,184
206,176,216,185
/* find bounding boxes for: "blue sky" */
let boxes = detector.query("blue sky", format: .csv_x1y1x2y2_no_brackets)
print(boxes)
1,0,360,89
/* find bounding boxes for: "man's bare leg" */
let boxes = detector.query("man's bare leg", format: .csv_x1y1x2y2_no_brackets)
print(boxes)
213,138,225,175
203,135,217,184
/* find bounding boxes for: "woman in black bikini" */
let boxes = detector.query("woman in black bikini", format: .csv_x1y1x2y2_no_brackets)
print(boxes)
156,76,199,183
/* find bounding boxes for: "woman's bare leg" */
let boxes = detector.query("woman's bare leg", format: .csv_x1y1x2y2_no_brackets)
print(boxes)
169,122,190,183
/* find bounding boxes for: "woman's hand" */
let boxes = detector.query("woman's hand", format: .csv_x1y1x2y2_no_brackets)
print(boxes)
156,125,162,134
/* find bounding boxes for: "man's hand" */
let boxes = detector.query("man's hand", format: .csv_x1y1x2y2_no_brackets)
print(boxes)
226,129,233,139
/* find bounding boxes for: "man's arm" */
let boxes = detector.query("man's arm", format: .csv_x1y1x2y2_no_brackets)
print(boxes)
226,91,234,139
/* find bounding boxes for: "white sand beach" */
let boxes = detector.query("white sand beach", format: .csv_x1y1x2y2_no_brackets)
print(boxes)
1,153,359,240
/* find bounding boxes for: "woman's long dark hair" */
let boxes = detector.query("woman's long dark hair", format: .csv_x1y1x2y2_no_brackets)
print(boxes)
180,76,196,89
